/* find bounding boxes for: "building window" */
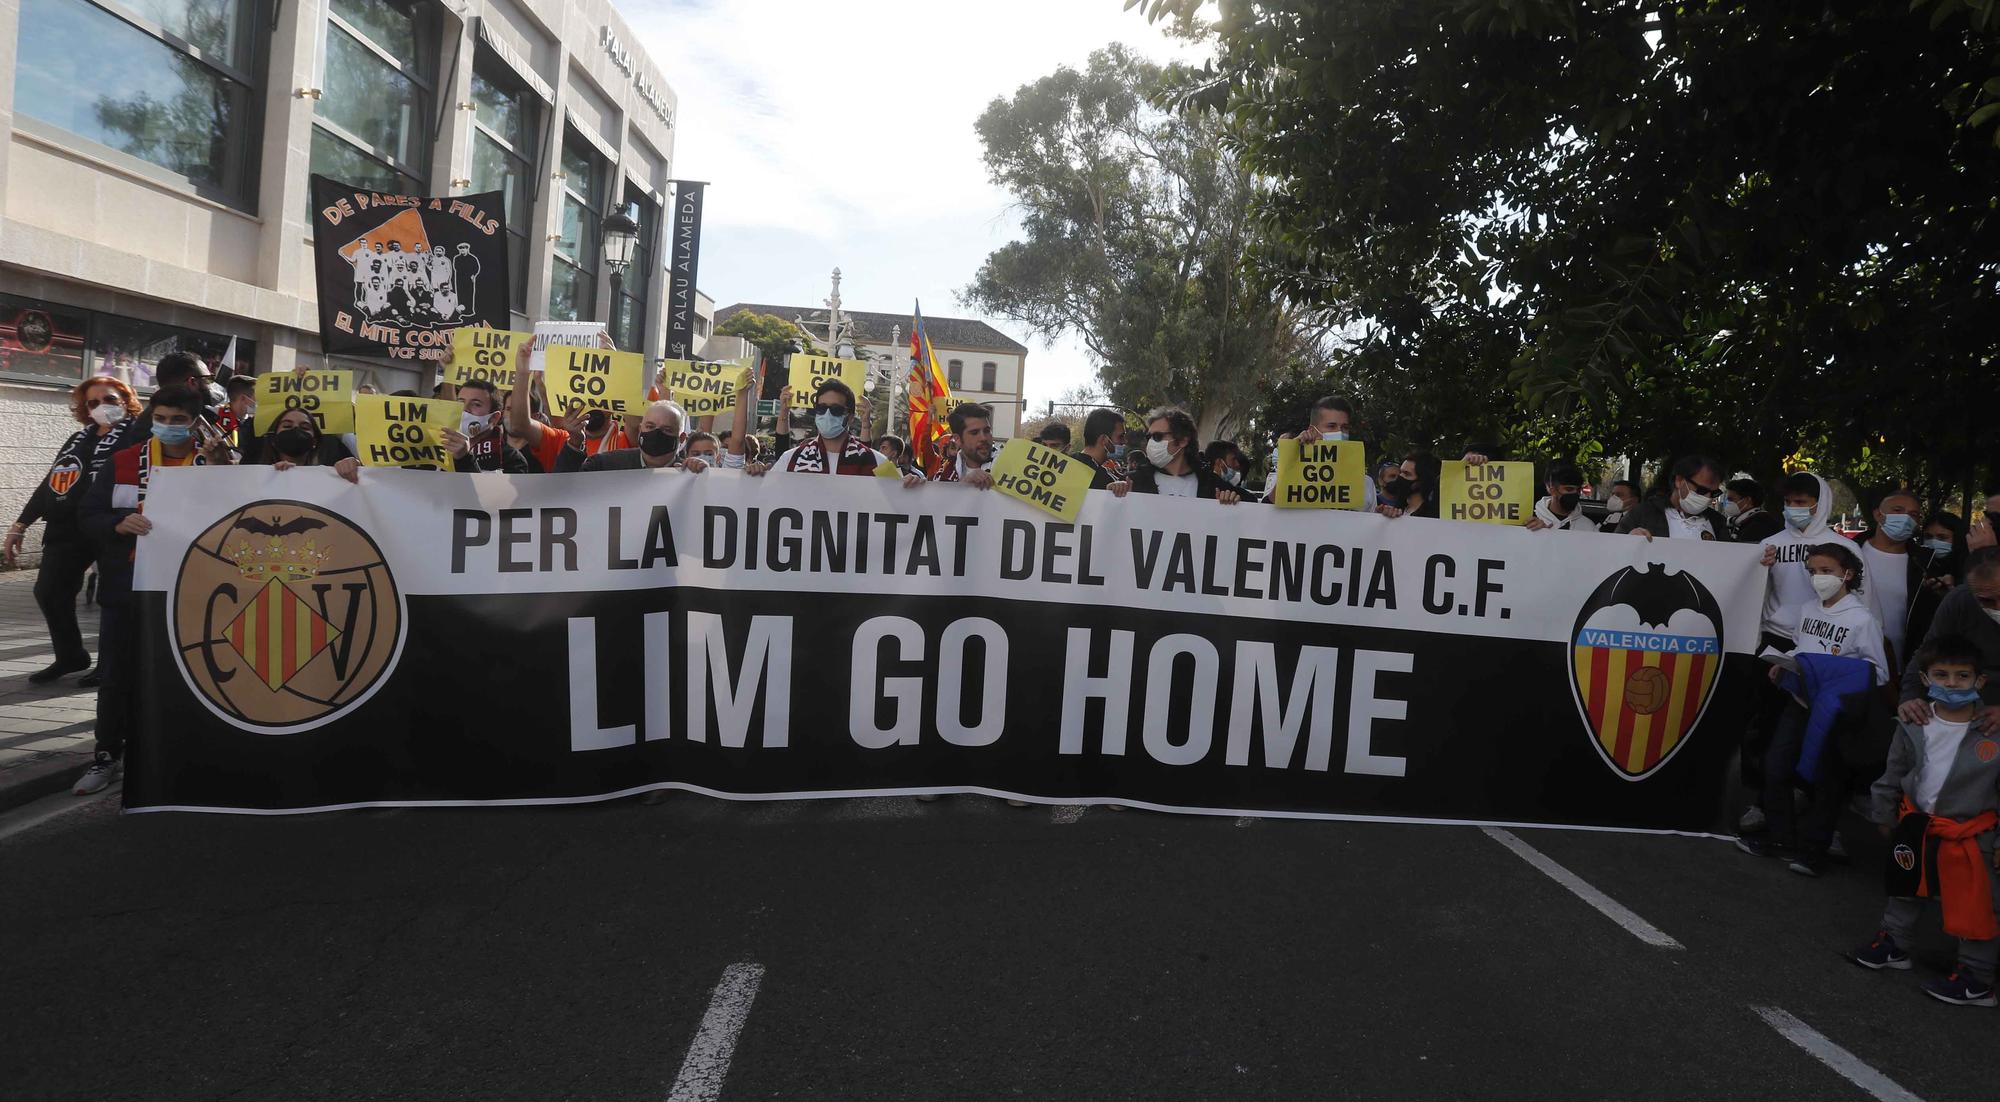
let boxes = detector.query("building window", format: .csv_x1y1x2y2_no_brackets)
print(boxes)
0,292,253,389
609,185,657,352
549,133,604,323
694,315,710,339
309,0,436,199
466,61,537,315
947,359,962,389
981,362,997,391
12,0,263,205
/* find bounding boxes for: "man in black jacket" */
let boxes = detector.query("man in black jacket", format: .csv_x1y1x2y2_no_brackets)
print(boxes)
1896,548,2000,733
1069,408,1131,496
1128,407,1240,504
559,400,688,472
1724,478,1783,543
1617,455,1728,541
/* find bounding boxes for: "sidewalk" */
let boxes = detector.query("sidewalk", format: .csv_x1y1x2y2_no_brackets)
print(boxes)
0,570,99,809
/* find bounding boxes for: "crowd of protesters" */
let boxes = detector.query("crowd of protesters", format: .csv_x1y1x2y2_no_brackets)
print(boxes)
8,362,2000,1007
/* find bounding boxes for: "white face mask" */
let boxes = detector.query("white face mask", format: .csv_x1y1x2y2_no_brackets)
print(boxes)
1222,467,1242,486
89,404,128,427
1810,573,1846,601
1144,437,1175,468
1679,489,1712,516
1720,498,1742,519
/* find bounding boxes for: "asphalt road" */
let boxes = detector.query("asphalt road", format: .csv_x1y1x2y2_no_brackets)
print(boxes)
4,790,1998,1101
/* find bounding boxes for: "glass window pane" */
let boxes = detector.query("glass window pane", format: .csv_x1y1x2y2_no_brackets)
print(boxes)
320,26,422,166
15,0,243,191
612,293,640,352
470,68,525,150
0,297,90,383
981,363,997,391
310,126,415,193
562,142,596,206
507,233,527,313
469,132,527,226
548,260,592,322
330,0,419,69
92,314,240,392
557,196,596,268
121,0,244,61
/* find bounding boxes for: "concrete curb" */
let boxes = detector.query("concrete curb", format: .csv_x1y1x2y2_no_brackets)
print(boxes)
0,754,92,814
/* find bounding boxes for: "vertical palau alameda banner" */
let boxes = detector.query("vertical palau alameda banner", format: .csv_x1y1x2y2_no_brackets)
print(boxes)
663,180,707,361
127,468,1765,831
309,176,511,364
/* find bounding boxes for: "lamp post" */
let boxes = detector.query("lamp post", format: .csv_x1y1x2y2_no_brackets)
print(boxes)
601,207,640,348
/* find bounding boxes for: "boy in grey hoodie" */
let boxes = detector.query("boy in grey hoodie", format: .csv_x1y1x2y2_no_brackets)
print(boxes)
1849,635,2000,1006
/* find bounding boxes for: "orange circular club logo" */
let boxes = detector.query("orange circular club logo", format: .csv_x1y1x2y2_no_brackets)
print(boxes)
171,501,402,733
1978,740,1999,764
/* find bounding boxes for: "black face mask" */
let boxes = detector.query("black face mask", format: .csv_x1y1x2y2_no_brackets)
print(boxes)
1386,477,1415,500
273,427,317,458
1556,492,1581,512
639,427,679,458
584,410,609,433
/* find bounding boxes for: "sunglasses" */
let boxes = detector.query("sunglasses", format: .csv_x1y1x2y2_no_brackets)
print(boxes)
814,405,849,416
1147,431,1177,442
84,395,124,408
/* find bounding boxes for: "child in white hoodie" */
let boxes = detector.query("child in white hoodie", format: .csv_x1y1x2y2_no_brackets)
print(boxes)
1740,542,1890,874
1757,472,1840,649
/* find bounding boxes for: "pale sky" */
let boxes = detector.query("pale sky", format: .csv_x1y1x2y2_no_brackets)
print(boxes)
624,0,1211,417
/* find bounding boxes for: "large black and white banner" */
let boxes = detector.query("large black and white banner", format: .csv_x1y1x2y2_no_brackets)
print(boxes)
128,468,1765,831
308,176,511,363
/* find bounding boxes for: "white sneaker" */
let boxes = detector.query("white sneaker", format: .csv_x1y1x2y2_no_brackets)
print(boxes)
72,754,120,795
1738,805,1766,832
1005,799,1028,808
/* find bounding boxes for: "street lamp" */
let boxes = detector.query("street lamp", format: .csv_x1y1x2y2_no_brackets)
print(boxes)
601,207,640,347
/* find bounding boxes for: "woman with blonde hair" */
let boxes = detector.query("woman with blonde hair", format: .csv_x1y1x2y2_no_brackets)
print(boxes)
3,375,140,685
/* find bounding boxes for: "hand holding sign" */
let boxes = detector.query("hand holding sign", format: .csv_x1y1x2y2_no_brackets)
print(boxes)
546,345,649,416
1441,460,1534,524
258,369,355,435
1270,437,1365,509
990,438,1093,522
354,394,460,470
447,327,533,387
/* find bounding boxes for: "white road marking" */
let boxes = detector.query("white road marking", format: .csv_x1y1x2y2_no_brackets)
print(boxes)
1481,827,1681,949
1751,1006,1925,1102
0,786,116,845
666,962,765,1102
1051,804,1086,824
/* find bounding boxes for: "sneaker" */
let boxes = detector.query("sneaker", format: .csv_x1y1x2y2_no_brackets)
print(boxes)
1849,931,1912,971
1735,835,1793,860
71,753,120,795
1787,855,1826,877
28,657,91,685
1922,969,1998,1007
1826,832,1850,863
1738,805,1768,833
1005,799,1028,808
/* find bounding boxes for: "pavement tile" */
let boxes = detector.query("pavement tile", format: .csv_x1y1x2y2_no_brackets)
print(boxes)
0,571,101,801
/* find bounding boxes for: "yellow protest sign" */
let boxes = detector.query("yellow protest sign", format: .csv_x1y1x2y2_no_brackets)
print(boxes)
788,355,867,409
989,438,1093,523
257,370,355,435
353,394,459,470
446,327,533,386
546,345,649,415
662,358,750,418
1270,437,1366,510
1441,460,1535,524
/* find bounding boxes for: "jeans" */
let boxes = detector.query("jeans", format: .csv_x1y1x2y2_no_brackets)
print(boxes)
92,601,135,760
1761,699,1848,853
32,537,93,666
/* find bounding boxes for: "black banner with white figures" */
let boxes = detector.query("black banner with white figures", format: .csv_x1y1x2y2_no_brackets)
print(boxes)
128,468,1766,830
309,176,510,363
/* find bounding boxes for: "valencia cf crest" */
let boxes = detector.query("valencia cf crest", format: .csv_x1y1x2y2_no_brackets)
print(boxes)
1892,844,1917,871
169,501,404,733
46,457,81,497
1568,563,1726,780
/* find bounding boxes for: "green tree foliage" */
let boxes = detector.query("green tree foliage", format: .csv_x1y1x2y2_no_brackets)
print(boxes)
1137,0,2000,500
963,45,1320,430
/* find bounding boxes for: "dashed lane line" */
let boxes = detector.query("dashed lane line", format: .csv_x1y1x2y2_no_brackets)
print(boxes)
666,962,765,1102
1751,1005,1925,1102
1481,827,1682,949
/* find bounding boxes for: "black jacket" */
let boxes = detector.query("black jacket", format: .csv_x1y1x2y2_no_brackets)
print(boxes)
16,426,103,545
1129,459,1229,500
569,447,679,473
1617,494,1728,541
1731,507,1783,544
1068,450,1123,490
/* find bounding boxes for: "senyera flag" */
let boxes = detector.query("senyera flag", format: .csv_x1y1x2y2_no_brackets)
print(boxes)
906,302,954,476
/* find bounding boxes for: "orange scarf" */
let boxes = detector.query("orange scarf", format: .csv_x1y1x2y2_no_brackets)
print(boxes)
1903,798,1999,940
